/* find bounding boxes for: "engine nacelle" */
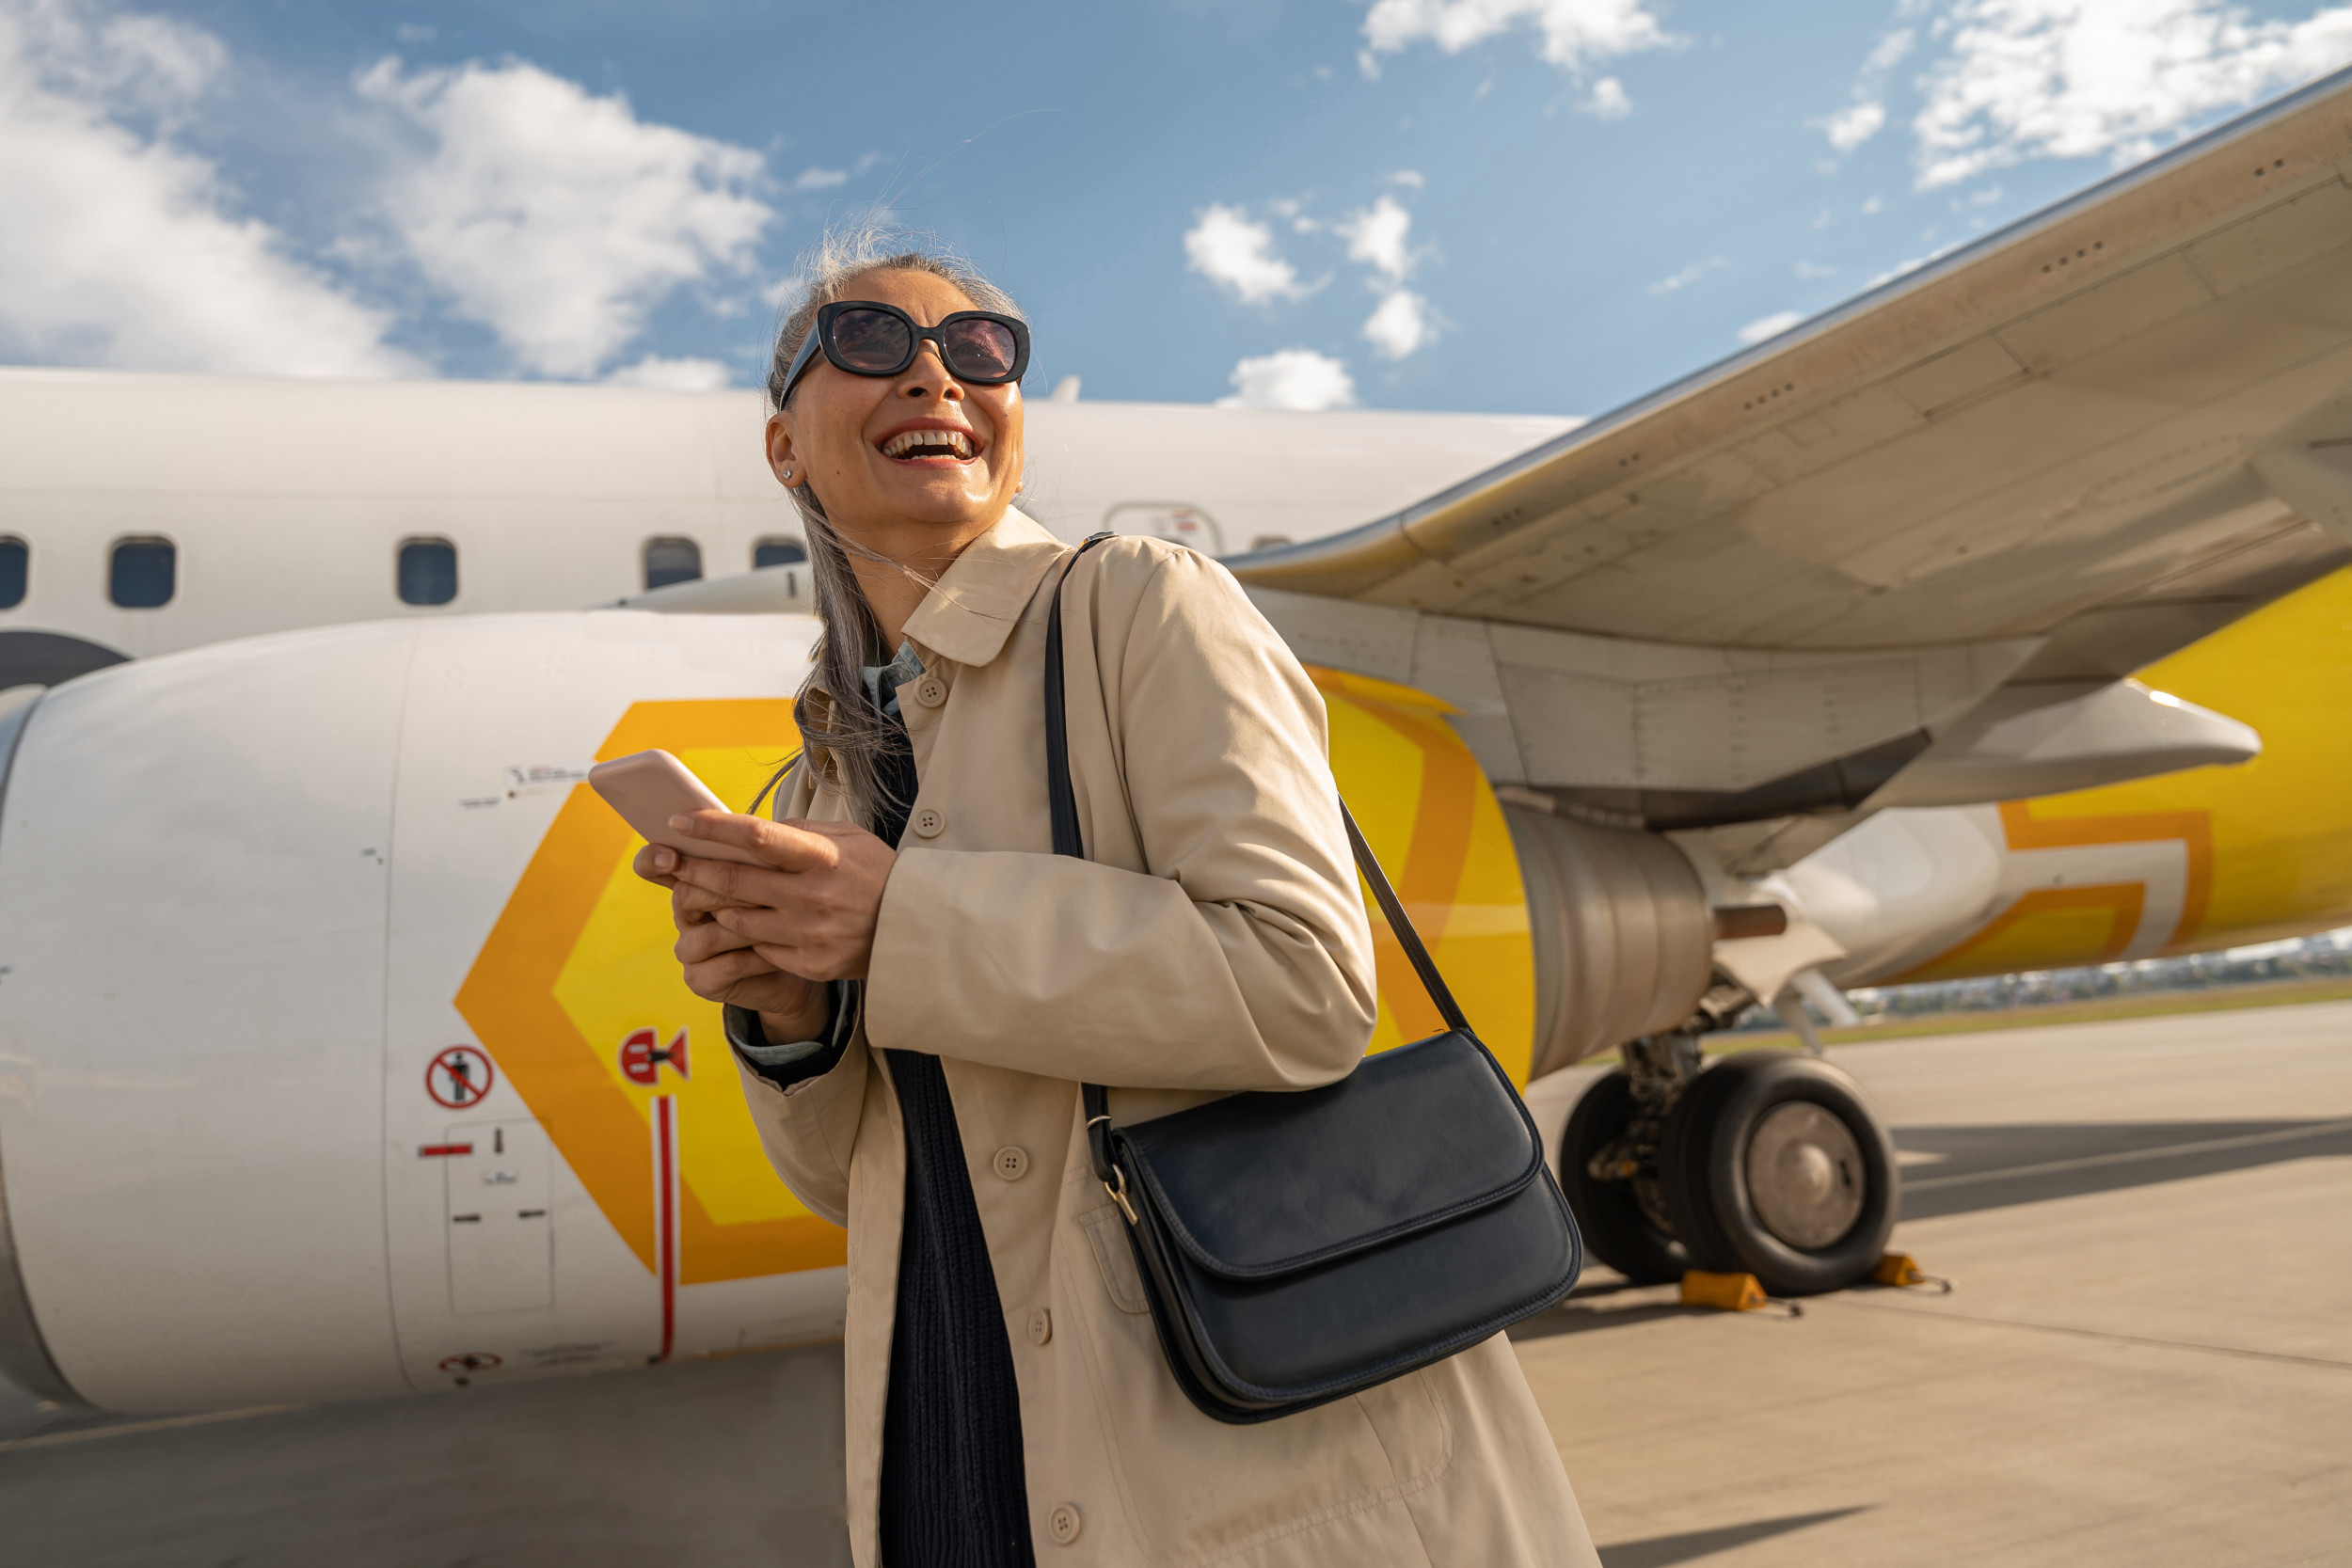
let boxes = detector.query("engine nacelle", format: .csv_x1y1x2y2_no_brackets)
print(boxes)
0,612,848,1412
1503,807,1714,1080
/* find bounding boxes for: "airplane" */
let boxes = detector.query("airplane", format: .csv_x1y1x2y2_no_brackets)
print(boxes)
5,65,2352,1417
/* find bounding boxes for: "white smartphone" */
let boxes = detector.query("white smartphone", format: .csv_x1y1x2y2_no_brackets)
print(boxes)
587,749,771,866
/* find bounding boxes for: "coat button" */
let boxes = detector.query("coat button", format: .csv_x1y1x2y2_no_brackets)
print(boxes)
912,674,948,708
1027,1307,1053,1345
1047,1503,1081,1544
912,806,946,838
993,1146,1029,1181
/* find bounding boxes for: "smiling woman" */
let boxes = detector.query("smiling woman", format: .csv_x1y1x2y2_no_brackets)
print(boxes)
632,226,1600,1567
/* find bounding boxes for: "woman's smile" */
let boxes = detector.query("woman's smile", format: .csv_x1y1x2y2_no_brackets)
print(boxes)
874,416,983,465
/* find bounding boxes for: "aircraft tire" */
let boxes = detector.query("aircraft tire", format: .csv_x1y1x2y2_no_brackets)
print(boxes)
1660,1051,1899,1295
1556,1069,1688,1284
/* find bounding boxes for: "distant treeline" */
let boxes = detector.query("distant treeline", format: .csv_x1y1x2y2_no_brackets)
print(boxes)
1739,931,2352,1030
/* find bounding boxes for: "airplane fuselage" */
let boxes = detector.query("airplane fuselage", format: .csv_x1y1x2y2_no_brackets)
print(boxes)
0,368,1576,683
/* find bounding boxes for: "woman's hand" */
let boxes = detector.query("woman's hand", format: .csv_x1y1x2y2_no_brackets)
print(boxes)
632,809,897,1040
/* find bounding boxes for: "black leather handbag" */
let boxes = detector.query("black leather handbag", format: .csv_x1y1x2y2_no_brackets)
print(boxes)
1046,537,1582,1424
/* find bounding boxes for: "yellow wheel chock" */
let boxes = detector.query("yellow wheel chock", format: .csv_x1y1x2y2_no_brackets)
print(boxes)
1680,1255,1951,1313
1871,1252,1955,1292
1679,1271,1770,1311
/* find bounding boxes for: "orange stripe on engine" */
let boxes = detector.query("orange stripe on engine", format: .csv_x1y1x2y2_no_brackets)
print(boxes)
1309,673,1480,1043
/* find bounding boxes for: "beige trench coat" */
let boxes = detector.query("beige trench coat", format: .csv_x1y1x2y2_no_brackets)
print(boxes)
738,509,1600,1567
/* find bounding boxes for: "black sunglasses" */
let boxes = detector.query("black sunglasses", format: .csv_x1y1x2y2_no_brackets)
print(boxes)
778,300,1030,405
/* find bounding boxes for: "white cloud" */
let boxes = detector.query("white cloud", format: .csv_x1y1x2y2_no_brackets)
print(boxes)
1583,75,1632,117
1336,194,1415,283
1361,0,1676,73
1647,255,1727,294
358,56,772,377
1819,100,1886,151
1911,0,2352,189
1183,203,1314,304
1865,27,1918,75
1737,309,1804,345
0,0,410,376
1388,168,1427,188
1861,193,1887,214
791,165,848,191
1362,289,1435,357
604,353,732,390
1216,348,1356,410
1793,259,1840,278
1815,25,1915,155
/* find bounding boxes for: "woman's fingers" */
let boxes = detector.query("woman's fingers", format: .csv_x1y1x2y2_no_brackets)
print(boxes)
668,852,803,911
672,878,755,918
709,901,814,948
676,943,781,1001
670,809,846,873
675,915,761,963
631,842,681,888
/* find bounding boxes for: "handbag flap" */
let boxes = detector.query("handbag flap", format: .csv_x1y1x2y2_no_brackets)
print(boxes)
1111,1030,1545,1281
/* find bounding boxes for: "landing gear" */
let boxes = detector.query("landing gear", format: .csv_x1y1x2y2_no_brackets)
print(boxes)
1557,1040,1899,1296
1557,1069,1688,1283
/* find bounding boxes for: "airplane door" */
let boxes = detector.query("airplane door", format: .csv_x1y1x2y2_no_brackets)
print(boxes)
443,1120,553,1314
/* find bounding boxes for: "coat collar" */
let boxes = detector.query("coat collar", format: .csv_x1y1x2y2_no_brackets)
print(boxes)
901,507,1067,670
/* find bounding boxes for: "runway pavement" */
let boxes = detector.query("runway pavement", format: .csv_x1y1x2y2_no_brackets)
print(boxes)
1518,1000,2352,1567
4,1001,2347,1565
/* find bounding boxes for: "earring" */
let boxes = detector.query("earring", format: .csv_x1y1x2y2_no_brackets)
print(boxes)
781,468,794,479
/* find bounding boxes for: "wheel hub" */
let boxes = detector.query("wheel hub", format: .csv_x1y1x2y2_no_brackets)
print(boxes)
1744,1101,1866,1249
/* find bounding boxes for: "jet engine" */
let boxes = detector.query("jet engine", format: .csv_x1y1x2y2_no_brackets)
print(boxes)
1502,806,1714,1081
0,613,850,1413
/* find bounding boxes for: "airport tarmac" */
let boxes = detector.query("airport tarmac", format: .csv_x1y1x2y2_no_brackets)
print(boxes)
3,1001,2347,1566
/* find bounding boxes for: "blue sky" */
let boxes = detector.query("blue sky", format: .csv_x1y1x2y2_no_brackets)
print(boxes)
6,0,2352,418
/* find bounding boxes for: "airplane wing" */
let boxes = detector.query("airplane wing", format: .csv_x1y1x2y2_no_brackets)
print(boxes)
1232,67,2352,870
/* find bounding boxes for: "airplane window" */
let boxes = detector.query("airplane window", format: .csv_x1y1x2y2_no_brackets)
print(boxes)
753,537,807,569
398,538,458,607
644,536,703,591
1103,503,1225,555
109,537,175,609
0,538,24,610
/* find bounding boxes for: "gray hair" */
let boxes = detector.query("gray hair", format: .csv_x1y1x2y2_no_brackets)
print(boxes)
764,224,1025,827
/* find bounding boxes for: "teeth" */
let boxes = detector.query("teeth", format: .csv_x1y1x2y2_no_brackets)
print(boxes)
882,428,975,459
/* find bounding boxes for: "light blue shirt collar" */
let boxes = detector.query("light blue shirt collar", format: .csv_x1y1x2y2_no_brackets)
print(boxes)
861,640,925,720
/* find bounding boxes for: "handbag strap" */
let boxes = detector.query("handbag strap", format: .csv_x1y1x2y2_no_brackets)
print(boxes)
1043,536,1473,1199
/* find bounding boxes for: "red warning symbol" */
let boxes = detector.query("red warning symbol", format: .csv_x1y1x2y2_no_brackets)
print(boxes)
619,1027,690,1086
426,1046,495,1110
438,1352,502,1374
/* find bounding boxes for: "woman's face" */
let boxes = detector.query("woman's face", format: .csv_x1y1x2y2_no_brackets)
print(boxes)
766,268,1025,546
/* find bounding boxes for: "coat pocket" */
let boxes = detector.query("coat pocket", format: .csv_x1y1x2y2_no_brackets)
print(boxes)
1078,1204,1151,1314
